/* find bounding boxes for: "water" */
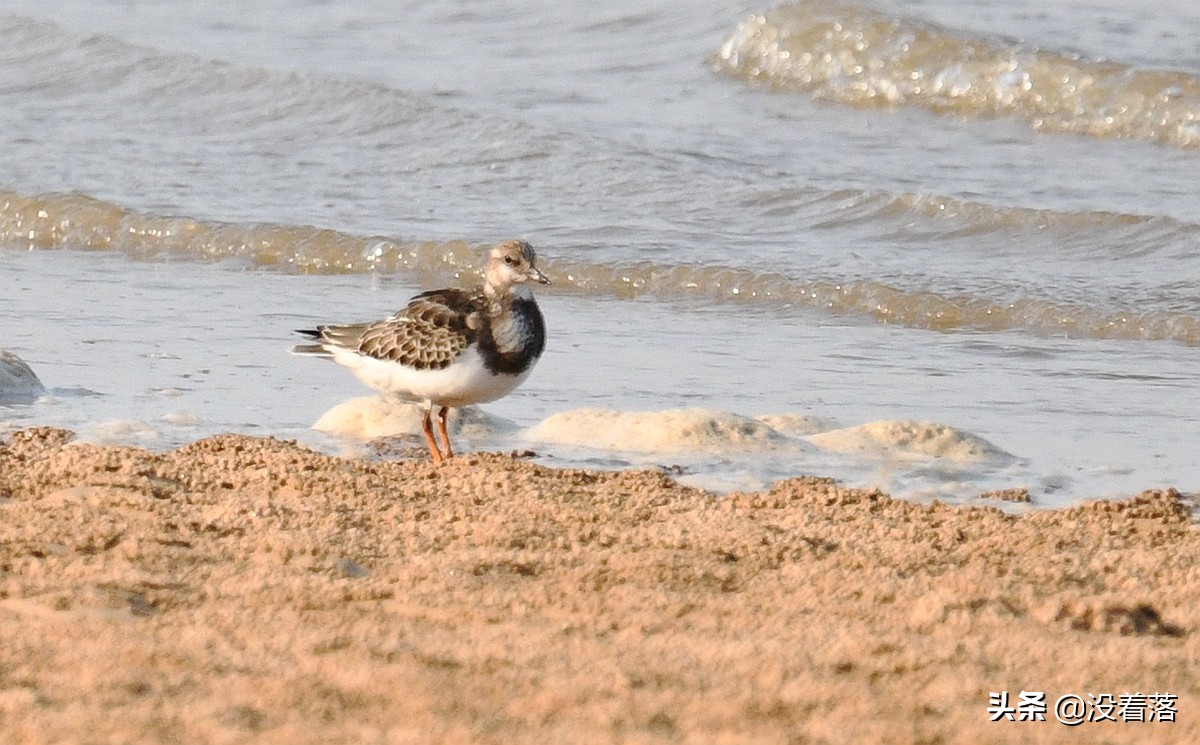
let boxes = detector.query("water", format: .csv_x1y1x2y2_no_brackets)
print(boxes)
2,0,1198,505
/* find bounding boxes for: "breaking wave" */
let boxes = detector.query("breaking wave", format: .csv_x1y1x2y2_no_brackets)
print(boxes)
4,188,1200,344
713,0,1200,147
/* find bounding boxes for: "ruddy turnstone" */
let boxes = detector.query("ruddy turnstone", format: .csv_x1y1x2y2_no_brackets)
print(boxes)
294,240,549,463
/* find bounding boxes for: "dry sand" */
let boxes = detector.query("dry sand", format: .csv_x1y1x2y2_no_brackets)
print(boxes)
1,426,1198,744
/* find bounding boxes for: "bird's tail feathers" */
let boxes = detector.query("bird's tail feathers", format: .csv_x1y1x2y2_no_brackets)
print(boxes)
292,328,332,356
292,343,333,356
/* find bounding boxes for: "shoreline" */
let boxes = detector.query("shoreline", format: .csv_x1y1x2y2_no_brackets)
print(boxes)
2,427,1198,743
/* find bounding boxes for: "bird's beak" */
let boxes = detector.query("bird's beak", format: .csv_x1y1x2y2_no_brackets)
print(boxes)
529,266,551,285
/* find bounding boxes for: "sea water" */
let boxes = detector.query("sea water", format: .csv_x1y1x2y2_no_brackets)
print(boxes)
2,0,1199,505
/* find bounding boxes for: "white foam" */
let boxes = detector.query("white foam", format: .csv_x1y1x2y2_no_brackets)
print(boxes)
57,399,1022,500
161,410,201,426
523,408,798,454
312,396,514,440
807,420,1013,464
80,419,163,446
755,413,838,437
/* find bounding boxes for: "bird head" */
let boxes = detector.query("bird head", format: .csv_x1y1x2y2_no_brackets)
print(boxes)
485,240,550,291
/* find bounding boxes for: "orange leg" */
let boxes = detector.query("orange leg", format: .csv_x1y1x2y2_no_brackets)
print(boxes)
436,406,454,460
419,406,444,465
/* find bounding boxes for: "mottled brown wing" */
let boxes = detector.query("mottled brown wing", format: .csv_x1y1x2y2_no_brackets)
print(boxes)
331,288,483,371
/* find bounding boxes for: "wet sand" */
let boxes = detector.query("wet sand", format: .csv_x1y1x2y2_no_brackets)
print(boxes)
1,427,1197,744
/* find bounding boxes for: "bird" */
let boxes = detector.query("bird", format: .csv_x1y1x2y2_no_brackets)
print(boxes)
294,240,549,464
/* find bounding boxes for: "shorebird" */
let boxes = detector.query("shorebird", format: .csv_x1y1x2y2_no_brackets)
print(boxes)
294,240,549,464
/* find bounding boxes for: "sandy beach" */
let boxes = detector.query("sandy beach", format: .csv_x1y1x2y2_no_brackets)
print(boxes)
1,426,1197,744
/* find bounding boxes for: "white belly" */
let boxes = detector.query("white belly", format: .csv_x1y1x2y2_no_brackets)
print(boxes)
330,346,533,407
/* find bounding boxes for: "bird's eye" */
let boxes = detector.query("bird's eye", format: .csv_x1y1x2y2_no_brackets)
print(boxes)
504,255,517,265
